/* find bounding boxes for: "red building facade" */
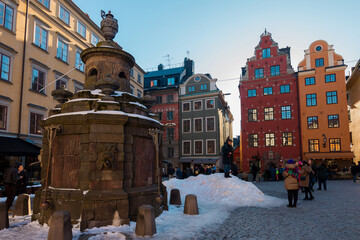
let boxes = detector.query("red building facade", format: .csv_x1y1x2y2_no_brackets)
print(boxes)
239,31,301,173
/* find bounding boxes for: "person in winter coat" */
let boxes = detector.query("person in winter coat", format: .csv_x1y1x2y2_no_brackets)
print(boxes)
175,167,183,179
299,161,314,200
317,162,329,190
350,162,357,183
16,164,29,195
221,137,234,178
283,159,299,208
3,161,21,211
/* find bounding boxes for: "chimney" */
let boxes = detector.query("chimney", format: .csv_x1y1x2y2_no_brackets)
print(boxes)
158,64,164,71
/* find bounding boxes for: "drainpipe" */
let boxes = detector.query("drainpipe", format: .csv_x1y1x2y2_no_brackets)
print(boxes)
295,72,303,161
18,0,29,137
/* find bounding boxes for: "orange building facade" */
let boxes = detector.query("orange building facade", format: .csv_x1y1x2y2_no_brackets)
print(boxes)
298,40,353,169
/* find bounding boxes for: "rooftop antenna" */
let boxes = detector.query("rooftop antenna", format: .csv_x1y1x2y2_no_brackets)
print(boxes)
162,54,173,68
264,28,267,34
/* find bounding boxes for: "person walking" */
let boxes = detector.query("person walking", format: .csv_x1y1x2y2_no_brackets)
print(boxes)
317,162,329,190
351,162,357,183
251,164,259,182
283,159,299,208
16,164,29,195
221,137,233,178
3,161,21,211
299,161,314,200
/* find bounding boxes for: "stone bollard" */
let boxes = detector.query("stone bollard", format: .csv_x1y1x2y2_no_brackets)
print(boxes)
14,194,31,216
47,211,73,240
0,202,9,230
169,189,181,205
183,194,199,215
135,205,156,237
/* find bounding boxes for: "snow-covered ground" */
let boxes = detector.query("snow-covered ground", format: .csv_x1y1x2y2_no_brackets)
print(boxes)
0,174,286,239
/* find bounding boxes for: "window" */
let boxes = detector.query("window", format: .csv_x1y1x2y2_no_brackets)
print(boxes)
262,48,270,58
34,24,48,51
183,102,190,112
206,140,216,154
309,139,319,152
91,33,99,46
194,118,203,132
0,1,14,31
255,68,263,79
281,106,291,119
194,100,202,111
59,5,70,25
248,89,256,97
306,94,317,106
167,147,174,158
205,99,215,109
263,87,273,96
77,20,86,38
29,112,43,135
74,83,83,93
315,58,324,67
129,84,134,94
156,96,162,104
280,84,290,93
264,107,274,120
167,95,173,103
55,76,67,89
329,138,341,152
201,84,207,90
130,68,134,78
305,77,315,86
282,132,293,146
167,111,173,120
206,117,215,131
167,77,175,85
0,52,10,81
270,65,280,76
151,80,157,87
0,104,7,130
189,86,195,92
183,141,191,155
248,109,257,122
166,128,174,141
307,116,318,129
37,0,50,9
137,90,142,98
158,112,162,121
249,134,258,147
183,119,191,133
265,133,275,147
325,74,336,83
326,91,338,104
328,114,339,128
75,49,84,72
31,67,46,93
194,140,203,155
56,37,69,62
137,74,142,84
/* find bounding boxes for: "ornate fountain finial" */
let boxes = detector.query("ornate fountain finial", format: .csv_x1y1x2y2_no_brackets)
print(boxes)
100,10,118,41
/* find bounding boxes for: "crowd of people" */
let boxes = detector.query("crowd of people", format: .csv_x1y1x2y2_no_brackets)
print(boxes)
166,164,218,180
3,161,29,211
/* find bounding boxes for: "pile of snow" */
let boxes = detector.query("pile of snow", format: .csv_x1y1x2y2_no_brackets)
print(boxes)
0,174,285,239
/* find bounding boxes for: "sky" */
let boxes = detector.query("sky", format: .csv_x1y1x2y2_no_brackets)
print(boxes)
73,0,360,136
0,174,285,239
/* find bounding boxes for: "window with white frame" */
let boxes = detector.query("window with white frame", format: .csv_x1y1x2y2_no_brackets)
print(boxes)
193,100,202,111
265,133,275,147
0,0,15,31
77,20,86,38
91,33,99,46
75,48,84,72
59,5,70,25
206,116,215,132
194,118,203,132
137,90,142,98
0,51,11,82
29,111,44,135
206,139,216,154
31,67,46,93
130,84,134,94
182,102,190,112
37,0,50,9
205,99,215,109
183,119,191,133
130,68,134,78
56,36,69,62
34,22,48,51
183,141,191,155
194,140,203,155
137,74,142,84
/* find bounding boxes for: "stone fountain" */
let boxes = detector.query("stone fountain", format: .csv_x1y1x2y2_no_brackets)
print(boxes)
32,11,167,231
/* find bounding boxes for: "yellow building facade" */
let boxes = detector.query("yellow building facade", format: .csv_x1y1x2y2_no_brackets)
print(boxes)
298,40,353,169
346,60,360,164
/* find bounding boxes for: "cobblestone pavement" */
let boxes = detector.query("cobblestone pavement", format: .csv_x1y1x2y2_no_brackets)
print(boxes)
197,180,360,240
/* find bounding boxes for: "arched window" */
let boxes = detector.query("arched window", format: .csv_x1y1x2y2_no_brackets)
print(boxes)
89,68,98,77
119,71,126,78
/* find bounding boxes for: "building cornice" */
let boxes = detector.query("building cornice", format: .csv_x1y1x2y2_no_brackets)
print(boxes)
298,69,315,76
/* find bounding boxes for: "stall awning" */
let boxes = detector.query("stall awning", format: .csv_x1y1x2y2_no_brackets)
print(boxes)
304,151,354,160
0,136,41,157
178,157,220,164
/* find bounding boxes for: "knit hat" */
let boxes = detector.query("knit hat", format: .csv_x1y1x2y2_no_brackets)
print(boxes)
287,159,294,164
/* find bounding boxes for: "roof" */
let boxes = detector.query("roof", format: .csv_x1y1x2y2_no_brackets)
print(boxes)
0,136,41,157
145,67,185,78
